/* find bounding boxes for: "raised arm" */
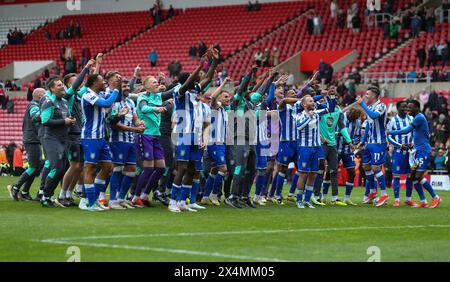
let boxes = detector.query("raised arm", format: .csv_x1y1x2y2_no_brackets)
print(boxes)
199,48,218,90
178,56,206,97
390,124,413,136
236,66,256,98
296,112,312,131
94,89,119,108
211,77,230,108
93,53,103,75
338,114,352,144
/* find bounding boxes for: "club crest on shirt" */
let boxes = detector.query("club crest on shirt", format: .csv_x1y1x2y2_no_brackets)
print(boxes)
326,117,334,127
119,153,123,160
180,150,186,156
396,166,400,171
90,152,96,160
302,162,307,168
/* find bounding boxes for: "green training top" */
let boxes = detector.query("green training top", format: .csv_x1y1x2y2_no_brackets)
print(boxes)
319,107,351,146
137,92,163,136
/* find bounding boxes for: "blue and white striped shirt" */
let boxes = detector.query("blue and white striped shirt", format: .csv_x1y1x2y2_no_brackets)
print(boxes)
109,97,136,143
81,88,112,139
194,102,211,145
209,107,228,144
173,89,197,134
337,112,362,154
296,109,328,147
256,103,270,145
279,103,296,142
363,100,387,144
387,114,413,149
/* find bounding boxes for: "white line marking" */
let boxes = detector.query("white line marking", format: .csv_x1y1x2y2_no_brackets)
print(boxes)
36,239,289,262
41,224,450,242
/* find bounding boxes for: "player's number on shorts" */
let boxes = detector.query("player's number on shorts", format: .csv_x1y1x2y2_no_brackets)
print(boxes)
367,246,381,262
66,246,81,262
374,153,381,162
351,155,355,162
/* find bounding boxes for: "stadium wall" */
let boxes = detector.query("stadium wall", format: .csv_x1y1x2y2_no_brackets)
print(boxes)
0,0,299,18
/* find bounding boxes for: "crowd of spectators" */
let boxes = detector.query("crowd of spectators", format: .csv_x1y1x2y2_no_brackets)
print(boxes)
7,28,25,45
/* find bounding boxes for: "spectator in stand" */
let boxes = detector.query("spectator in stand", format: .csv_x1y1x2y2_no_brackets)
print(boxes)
271,47,280,66
435,148,447,170
330,0,338,18
262,48,270,67
442,40,449,67
67,20,74,38
198,40,207,57
53,64,60,76
64,56,77,75
44,30,51,40
349,68,361,84
417,45,426,68
254,49,263,67
319,59,327,81
74,22,81,38
419,88,430,105
168,5,175,18
0,84,7,109
346,9,353,29
382,18,390,39
307,14,314,35
410,12,421,38
428,43,438,67
337,10,346,28
351,13,361,33
406,68,417,83
387,0,394,14
426,9,436,33
254,0,261,11
13,144,24,176
247,1,254,11
313,14,323,34
149,49,158,67
437,41,446,63
417,69,427,81
80,46,91,69
6,98,14,113
189,45,197,60
431,67,439,82
286,72,294,87
33,77,42,89
168,60,182,79
390,18,400,39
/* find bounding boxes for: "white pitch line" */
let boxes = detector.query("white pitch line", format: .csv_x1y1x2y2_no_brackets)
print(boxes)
41,224,450,242
36,239,289,262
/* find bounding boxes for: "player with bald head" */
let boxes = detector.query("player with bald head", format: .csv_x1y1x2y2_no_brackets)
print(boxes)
7,88,46,201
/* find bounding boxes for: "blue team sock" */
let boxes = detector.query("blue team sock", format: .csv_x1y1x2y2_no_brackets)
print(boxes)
304,185,314,203
94,178,106,199
421,178,437,198
190,180,200,204
275,172,286,198
296,189,303,202
268,173,277,197
85,184,96,206
322,180,331,197
374,170,386,194
289,172,299,195
181,184,192,201
413,181,426,202
393,177,400,200
255,174,265,197
109,170,122,201
118,173,134,200
171,184,181,201
345,182,354,197
212,172,224,196
203,173,215,198
405,178,413,198
365,170,375,194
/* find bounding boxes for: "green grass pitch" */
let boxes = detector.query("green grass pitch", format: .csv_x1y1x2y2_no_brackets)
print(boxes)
0,176,449,262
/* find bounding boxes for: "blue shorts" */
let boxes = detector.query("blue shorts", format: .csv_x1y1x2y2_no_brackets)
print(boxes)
392,149,410,175
195,157,204,172
175,144,203,162
297,147,321,172
317,146,325,159
338,153,356,169
277,141,297,166
363,143,387,166
110,142,137,165
207,144,227,168
256,144,268,169
412,150,431,171
81,139,112,164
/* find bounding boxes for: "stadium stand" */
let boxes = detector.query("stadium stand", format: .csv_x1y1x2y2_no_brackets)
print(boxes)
0,16,58,46
101,1,308,78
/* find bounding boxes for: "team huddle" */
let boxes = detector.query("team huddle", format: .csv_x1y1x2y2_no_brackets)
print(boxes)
6,47,442,212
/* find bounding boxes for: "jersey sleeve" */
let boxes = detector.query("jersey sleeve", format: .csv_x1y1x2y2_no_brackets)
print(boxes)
82,91,99,106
